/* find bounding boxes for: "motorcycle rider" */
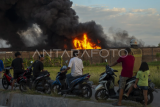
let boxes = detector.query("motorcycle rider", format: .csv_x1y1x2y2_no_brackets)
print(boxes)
32,55,47,78
61,50,84,89
110,48,135,106
11,52,24,90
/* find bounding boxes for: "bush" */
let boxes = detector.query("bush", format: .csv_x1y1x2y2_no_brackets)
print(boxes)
44,56,62,67
3,57,13,67
44,55,52,67
52,57,63,67
156,53,160,58
83,60,90,66
23,58,29,68
97,62,108,66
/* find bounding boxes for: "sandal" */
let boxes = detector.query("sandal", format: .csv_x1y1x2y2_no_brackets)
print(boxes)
123,93,128,97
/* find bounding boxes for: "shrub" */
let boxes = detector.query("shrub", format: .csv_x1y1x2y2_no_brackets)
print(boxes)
4,57,13,67
44,55,52,67
83,60,90,66
23,58,29,68
44,56,63,67
156,53,160,58
52,57,63,67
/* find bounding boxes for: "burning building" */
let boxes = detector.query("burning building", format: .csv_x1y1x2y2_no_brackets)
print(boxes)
0,0,144,50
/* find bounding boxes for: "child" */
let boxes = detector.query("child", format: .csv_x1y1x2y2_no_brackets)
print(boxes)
124,62,150,107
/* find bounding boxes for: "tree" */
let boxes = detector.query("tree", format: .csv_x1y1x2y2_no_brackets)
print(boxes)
158,43,160,47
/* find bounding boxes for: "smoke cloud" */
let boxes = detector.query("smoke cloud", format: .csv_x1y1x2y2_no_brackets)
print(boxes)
108,27,145,47
18,24,47,47
0,0,144,49
0,39,11,48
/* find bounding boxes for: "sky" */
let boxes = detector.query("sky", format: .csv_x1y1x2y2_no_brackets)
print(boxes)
71,0,160,46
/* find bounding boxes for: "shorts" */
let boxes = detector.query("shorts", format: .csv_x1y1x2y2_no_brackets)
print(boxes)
119,76,129,89
14,70,24,79
138,85,148,90
14,73,22,79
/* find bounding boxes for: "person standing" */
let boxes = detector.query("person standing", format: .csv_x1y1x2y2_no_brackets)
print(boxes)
130,39,142,76
0,59,4,79
110,48,135,106
11,52,24,90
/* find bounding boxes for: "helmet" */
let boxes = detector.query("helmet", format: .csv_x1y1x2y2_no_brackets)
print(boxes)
130,39,138,46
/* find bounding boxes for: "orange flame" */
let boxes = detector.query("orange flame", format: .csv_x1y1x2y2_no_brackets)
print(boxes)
73,34,101,49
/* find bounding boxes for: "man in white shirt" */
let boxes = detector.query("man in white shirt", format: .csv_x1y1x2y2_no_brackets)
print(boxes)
61,50,84,89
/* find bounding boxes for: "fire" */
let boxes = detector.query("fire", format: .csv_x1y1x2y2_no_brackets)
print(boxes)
73,34,101,49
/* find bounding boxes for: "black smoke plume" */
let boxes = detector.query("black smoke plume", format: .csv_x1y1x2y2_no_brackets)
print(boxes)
0,0,144,49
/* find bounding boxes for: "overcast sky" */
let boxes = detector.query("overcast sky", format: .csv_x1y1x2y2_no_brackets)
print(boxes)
71,0,160,46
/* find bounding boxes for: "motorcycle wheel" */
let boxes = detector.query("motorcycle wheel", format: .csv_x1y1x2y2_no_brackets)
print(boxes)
2,77,9,90
44,82,51,94
95,89,109,100
35,80,51,94
81,84,92,99
51,84,61,95
140,90,153,105
19,81,28,92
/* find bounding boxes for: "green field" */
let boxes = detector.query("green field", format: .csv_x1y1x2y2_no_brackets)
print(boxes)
44,65,160,88
8,65,160,88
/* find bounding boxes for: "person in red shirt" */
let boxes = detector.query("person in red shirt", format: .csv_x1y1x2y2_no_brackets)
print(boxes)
110,48,135,106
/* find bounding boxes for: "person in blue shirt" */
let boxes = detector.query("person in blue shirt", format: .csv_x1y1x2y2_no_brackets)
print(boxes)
0,59,4,79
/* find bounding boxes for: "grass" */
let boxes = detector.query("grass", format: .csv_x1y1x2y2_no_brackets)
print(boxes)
148,61,160,66
8,65,160,88
44,65,160,88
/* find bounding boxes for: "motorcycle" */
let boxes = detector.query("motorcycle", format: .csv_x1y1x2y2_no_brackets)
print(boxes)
19,61,51,94
2,67,28,90
95,64,158,105
51,64,92,99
